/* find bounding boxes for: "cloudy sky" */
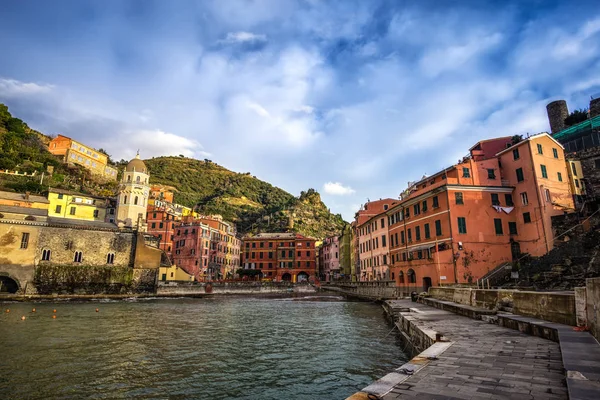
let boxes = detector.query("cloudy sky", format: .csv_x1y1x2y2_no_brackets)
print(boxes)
1,0,600,220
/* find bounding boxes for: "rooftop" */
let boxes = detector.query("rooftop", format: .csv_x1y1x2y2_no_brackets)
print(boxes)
0,205,49,217
49,187,110,200
0,190,49,204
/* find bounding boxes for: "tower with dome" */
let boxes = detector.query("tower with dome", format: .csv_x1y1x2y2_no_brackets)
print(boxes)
116,152,150,231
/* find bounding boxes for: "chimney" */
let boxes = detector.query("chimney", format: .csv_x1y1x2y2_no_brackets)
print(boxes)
546,100,569,133
590,97,600,118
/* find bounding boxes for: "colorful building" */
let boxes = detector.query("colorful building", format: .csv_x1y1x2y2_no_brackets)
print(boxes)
388,133,574,294
338,224,353,280
48,188,111,223
146,207,179,257
355,199,396,281
320,235,339,282
241,233,317,282
159,265,194,282
48,134,117,180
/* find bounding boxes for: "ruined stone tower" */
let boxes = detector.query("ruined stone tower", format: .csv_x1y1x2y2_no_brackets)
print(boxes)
546,100,569,133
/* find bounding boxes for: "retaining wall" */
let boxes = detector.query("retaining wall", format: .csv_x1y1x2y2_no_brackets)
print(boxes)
428,287,576,326
321,281,399,300
586,278,600,341
157,282,317,295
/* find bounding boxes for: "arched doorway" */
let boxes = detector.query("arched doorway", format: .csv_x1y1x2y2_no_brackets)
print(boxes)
407,269,416,284
281,273,292,282
297,271,309,283
0,275,20,294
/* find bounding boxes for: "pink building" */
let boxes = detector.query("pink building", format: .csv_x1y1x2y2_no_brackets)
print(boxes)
356,199,397,281
321,236,340,281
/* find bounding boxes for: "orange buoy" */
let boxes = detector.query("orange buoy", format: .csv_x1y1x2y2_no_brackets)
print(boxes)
53,309,57,313
21,316,26,321
32,308,36,313
95,308,99,312
52,315,56,319
5,309,9,313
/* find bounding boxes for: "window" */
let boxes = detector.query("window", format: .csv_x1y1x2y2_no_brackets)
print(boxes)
69,206,76,215
494,218,503,235
516,168,524,182
402,253,407,262
74,251,83,263
134,196,139,205
571,162,577,176
252,242,256,248
288,250,293,257
407,229,412,242
405,208,410,218
435,220,442,236
413,203,420,215
422,200,427,212
432,196,439,208
537,143,543,154
487,169,496,179
505,194,514,206
20,232,30,249
424,223,430,239
523,212,532,224
462,167,471,178
513,148,520,160
417,250,423,260
93,210,99,218
553,148,559,158
136,176,140,183
415,226,421,241
520,192,528,206
260,242,264,248
491,193,500,206
545,189,551,202
457,217,467,234
260,253,264,259
400,231,405,244
557,172,563,182
107,253,115,264
509,222,518,235
382,235,387,247
380,218,385,229
541,165,548,179
455,192,464,205
55,205,62,214
127,175,131,182
575,179,580,188
42,249,51,261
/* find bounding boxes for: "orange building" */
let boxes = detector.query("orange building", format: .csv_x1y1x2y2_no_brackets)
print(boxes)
241,233,316,282
355,199,397,281
146,206,179,257
388,133,574,294
149,185,175,204
48,135,117,180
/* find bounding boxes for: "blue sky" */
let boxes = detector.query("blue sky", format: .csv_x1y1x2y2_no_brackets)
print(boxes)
1,0,600,220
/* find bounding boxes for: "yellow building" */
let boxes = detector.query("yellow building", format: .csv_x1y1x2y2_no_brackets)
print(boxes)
159,265,194,282
48,188,110,222
48,134,118,180
567,159,586,198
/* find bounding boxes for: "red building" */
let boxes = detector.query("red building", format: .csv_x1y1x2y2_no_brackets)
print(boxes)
171,221,211,280
146,206,178,257
241,233,316,282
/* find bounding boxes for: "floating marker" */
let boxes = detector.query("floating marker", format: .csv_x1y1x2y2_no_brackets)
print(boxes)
21,316,26,321
5,309,9,313
53,309,57,313
95,308,99,312
32,308,36,313
52,315,56,319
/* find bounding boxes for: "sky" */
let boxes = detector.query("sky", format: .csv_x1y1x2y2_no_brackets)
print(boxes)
1,0,600,221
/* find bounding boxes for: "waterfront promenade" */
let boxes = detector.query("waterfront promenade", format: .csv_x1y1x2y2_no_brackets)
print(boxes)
351,299,569,400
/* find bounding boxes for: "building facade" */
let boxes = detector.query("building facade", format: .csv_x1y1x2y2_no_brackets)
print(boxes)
241,233,316,283
355,199,396,281
338,224,353,281
48,134,117,180
320,235,339,282
48,188,111,223
388,133,574,294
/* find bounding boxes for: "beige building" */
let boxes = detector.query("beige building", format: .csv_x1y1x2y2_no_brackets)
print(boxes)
117,153,150,231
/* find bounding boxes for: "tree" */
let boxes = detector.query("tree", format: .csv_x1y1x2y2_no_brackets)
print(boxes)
97,148,114,164
564,109,588,127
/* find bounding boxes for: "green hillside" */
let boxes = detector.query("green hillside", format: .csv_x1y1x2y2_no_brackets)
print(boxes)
0,103,346,238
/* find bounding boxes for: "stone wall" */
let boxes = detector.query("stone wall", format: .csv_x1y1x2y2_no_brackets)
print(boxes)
157,281,317,295
586,278,600,341
428,287,576,325
0,221,41,292
322,281,400,300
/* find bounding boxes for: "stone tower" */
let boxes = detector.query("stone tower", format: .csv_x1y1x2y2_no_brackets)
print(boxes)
546,100,569,134
590,97,600,118
116,153,149,231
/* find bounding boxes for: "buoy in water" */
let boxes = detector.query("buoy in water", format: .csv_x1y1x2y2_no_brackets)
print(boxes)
32,308,36,313
5,309,9,313
52,315,56,319
21,316,26,321
95,308,99,312
53,309,57,313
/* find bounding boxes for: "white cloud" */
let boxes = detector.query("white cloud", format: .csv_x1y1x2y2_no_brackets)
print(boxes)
0,78,54,96
221,31,267,43
113,129,209,160
323,182,356,196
